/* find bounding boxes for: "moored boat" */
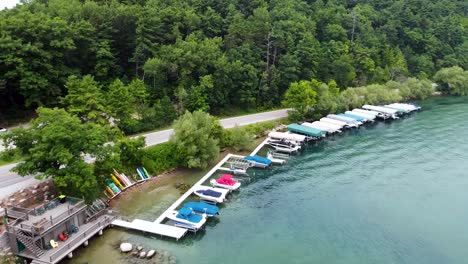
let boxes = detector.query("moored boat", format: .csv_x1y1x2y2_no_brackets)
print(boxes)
210,174,242,190
183,202,219,217
348,110,376,121
387,103,419,112
267,139,301,153
268,132,306,143
362,105,399,119
339,113,368,123
320,117,350,129
352,108,387,119
287,123,327,139
327,114,362,126
167,207,207,231
244,155,272,168
194,186,230,203
302,121,339,134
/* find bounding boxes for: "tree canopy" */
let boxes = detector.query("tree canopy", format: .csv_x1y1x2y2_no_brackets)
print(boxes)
282,80,317,119
0,0,466,128
170,110,221,169
2,107,116,201
433,66,468,96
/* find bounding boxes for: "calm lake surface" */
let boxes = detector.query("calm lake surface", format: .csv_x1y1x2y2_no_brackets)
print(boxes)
67,96,468,264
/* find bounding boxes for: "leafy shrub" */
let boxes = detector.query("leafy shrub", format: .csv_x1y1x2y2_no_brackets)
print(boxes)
141,142,182,175
228,126,253,151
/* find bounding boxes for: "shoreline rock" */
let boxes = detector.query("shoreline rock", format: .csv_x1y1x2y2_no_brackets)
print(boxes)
120,243,132,253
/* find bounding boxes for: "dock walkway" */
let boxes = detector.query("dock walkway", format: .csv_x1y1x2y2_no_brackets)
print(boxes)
250,137,270,156
154,154,241,224
112,153,245,239
112,219,187,240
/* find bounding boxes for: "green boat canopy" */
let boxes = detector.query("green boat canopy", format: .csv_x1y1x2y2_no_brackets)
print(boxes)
287,124,326,137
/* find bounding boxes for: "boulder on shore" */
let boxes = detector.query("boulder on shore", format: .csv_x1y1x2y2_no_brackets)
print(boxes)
136,246,143,251
139,251,146,258
120,243,132,253
147,250,156,258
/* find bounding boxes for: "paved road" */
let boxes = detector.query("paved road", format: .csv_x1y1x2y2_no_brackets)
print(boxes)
0,164,41,199
143,109,290,146
0,109,290,198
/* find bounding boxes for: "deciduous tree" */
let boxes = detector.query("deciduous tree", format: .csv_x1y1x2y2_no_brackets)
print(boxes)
2,108,114,201
170,110,220,169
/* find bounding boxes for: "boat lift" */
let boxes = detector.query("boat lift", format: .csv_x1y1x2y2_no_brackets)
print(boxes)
267,150,289,165
219,156,253,175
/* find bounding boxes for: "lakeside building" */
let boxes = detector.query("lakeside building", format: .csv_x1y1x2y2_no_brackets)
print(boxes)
3,196,116,264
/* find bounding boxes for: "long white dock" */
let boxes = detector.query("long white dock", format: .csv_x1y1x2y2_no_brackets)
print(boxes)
112,140,274,240
112,219,187,240
250,137,270,156
112,153,246,239
154,154,243,224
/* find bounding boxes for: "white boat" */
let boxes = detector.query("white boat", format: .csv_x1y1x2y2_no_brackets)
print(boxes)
362,105,399,119
166,207,207,231
387,103,419,112
353,108,388,119
268,132,306,143
193,186,230,203
346,111,375,121
327,114,362,126
314,121,343,132
210,174,241,190
319,117,349,128
302,122,339,134
267,140,301,153
381,105,408,115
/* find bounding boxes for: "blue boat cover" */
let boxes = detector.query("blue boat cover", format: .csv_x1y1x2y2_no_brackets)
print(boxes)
176,207,203,223
244,155,272,165
339,113,364,122
196,189,222,198
184,202,219,215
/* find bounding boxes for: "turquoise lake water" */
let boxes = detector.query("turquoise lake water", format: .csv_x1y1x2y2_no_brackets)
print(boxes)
67,96,468,264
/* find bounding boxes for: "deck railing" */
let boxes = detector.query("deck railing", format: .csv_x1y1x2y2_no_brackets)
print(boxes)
31,200,86,234
48,213,116,263
9,197,86,234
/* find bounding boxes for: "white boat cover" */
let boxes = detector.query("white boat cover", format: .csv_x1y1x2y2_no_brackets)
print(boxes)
268,132,306,142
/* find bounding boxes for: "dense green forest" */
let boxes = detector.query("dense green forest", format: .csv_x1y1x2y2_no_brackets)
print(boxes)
0,0,466,131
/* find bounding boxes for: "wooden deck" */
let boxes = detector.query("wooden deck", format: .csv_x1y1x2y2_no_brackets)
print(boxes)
19,214,115,264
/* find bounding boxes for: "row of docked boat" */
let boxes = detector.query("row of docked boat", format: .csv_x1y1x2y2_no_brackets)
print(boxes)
267,102,421,153
166,174,242,231
165,102,420,233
